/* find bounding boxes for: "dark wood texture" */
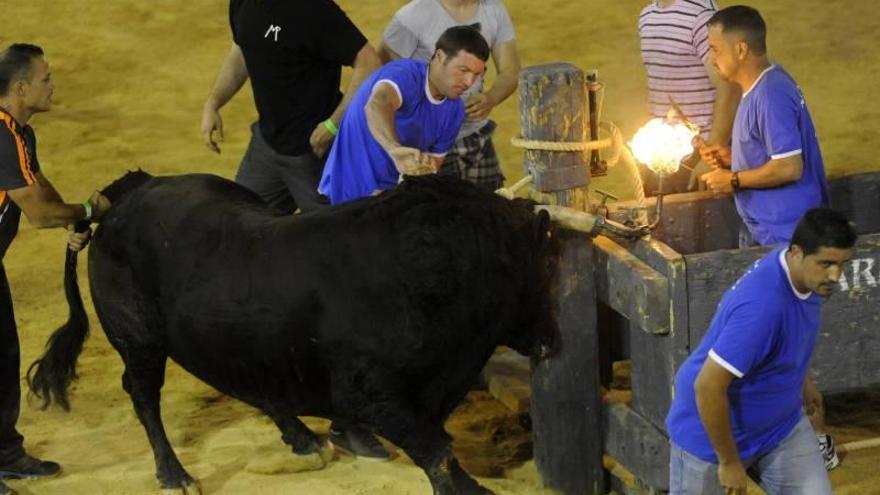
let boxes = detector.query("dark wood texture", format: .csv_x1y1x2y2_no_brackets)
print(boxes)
531,231,604,494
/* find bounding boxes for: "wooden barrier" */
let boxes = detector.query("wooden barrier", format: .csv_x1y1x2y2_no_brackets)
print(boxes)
518,60,880,494
592,172,880,492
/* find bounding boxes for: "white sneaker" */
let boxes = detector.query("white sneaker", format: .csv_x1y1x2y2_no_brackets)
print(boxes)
817,433,840,471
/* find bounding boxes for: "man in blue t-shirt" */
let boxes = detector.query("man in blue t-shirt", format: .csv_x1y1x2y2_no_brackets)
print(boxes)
319,26,490,205
699,6,829,245
665,208,856,495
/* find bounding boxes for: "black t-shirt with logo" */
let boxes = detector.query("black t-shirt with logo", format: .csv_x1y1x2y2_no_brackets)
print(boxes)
230,0,367,156
0,108,40,259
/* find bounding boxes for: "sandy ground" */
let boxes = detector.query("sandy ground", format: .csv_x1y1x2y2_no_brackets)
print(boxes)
1,0,878,493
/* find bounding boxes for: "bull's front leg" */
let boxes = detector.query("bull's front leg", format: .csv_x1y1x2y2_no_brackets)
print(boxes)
423,447,494,495
370,412,493,495
270,415,334,470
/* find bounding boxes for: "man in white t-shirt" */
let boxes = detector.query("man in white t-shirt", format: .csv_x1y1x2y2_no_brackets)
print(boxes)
379,0,520,192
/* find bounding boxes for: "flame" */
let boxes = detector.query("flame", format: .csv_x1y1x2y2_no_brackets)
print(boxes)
628,118,699,176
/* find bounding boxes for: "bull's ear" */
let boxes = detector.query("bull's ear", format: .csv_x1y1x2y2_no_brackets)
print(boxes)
535,209,552,244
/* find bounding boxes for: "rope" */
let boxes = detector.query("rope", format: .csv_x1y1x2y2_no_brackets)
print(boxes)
510,135,612,152
510,121,623,168
840,436,880,453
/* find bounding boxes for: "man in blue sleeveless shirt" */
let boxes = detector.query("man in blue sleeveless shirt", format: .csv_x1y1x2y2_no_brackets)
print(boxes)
319,26,489,204
699,6,829,246
666,208,856,494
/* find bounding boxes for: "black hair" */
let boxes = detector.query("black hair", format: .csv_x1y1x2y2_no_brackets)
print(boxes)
434,25,490,62
0,43,44,96
708,6,767,56
790,208,857,256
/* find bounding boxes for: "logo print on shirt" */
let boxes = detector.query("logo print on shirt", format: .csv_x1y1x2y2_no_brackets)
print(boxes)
264,25,282,42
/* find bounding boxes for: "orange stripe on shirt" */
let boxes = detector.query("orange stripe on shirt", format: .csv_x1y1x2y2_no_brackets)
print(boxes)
0,114,36,185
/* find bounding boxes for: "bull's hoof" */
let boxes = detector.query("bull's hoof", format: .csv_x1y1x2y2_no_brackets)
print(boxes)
434,485,494,495
463,485,494,495
318,440,336,464
246,442,334,475
160,478,202,494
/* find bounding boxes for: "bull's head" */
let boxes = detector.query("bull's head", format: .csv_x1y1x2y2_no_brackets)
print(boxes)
503,204,562,362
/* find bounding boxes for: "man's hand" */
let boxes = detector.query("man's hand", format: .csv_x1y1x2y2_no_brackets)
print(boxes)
309,121,335,158
718,461,748,494
389,146,434,176
688,159,712,191
67,225,91,252
89,191,112,221
804,377,825,422
200,104,224,154
701,168,735,194
465,93,495,121
699,143,732,169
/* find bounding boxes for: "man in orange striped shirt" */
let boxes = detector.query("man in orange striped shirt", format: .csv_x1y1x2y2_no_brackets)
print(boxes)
0,43,110,494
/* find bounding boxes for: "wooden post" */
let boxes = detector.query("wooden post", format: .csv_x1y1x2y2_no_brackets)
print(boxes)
522,63,604,494
519,63,592,211
531,231,603,494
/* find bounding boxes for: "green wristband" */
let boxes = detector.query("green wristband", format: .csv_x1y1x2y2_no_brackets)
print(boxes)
323,119,339,136
82,201,93,221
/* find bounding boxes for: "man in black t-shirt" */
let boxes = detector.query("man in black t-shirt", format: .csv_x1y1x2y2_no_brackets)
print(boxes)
201,0,381,213
0,43,110,494
200,0,389,461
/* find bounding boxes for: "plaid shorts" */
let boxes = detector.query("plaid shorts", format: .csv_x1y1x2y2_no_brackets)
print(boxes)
438,120,504,192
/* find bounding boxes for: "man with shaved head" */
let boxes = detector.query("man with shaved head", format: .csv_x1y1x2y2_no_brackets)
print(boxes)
0,43,111,495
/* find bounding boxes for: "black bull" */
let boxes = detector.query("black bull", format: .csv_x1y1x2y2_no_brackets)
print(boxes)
27,172,560,494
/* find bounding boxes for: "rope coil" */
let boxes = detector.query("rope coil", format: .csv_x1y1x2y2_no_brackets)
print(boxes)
510,121,624,166
510,136,612,152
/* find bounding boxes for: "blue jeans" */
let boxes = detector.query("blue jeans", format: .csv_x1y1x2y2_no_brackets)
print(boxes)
670,415,831,495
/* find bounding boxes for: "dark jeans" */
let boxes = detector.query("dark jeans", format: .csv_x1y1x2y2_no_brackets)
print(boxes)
0,263,24,464
235,123,330,214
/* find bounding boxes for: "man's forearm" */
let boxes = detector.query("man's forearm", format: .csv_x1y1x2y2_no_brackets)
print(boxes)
24,202,87,228
696,385,741,465
365,95,401,152
739,155,803,189
204,45,249,111
707,80,740,146
484,69,518,108
485,42,520,107
327,45,381,125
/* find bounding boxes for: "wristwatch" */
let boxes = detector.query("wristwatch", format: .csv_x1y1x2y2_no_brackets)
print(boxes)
731,171,741,192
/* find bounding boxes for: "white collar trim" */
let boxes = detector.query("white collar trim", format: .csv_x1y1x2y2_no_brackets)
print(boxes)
779,248,812,300
742,64,776,99
425,67,445,105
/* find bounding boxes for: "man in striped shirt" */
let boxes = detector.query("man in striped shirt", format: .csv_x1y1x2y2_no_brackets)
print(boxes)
0,43,110,493
638,0,740,193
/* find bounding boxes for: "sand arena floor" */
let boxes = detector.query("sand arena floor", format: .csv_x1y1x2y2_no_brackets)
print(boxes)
1,1,879,493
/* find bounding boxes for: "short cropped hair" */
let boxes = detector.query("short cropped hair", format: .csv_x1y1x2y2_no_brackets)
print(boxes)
435,26,490,62
708,6,767,56
790,208,857,256
0,44,44,96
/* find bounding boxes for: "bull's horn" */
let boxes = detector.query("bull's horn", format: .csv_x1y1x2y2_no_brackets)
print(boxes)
535,204,651,239
534,205,604,236
494,175,533,200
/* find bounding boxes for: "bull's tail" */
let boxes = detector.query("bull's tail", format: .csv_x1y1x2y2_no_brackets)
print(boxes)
26,221,92,411
27,170,154,411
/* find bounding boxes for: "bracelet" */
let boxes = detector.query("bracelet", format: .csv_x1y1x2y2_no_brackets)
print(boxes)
82,201,93,221
731,171,741,192
323,119,338,136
